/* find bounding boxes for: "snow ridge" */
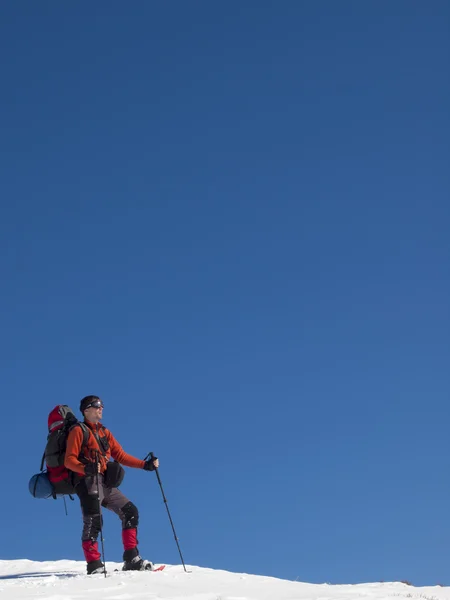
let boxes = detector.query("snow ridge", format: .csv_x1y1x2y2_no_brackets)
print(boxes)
0,559,448,600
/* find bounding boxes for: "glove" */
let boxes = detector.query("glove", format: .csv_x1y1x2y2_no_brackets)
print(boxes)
84,462,99,476
143,456,158,471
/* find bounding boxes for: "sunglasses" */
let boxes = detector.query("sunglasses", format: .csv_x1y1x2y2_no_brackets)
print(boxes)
86,400,104,409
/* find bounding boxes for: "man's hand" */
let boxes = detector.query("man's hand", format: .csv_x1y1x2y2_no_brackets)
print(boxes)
143,456,159,471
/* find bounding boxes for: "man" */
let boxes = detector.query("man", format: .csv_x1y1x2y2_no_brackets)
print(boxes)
65,395,159,575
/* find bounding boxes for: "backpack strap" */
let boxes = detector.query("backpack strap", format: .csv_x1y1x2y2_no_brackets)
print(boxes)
91,424,109,457
78,422,90,448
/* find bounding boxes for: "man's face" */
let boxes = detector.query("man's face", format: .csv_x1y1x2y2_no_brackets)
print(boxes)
83,399,104,423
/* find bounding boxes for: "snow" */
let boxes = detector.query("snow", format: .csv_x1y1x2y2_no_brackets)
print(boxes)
0,560,448,600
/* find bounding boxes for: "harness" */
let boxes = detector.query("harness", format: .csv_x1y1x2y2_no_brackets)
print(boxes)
82,423,110,464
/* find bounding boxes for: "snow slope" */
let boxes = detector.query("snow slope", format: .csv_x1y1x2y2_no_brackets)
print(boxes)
0,560,448,600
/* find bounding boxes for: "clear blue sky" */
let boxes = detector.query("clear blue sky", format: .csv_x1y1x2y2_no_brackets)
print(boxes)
1,1,449,587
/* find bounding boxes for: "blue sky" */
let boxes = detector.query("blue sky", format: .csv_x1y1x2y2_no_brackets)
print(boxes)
1,1,449,586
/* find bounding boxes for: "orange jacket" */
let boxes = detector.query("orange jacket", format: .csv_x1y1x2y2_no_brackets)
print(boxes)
64,420,145,476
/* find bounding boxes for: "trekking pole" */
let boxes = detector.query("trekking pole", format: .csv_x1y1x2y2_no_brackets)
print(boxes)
94,450,107,578
144,451,188,573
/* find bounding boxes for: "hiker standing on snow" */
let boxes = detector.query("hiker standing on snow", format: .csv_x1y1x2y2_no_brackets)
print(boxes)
64,395,159,575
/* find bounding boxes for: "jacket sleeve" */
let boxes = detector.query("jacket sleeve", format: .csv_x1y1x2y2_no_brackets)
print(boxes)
108,430,146,469
65,426,88,475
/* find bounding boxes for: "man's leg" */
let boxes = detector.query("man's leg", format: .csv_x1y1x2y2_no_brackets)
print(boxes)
76,477,106,574
102,487,152,570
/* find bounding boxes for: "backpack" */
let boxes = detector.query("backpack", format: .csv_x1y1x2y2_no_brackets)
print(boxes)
29,405,90,499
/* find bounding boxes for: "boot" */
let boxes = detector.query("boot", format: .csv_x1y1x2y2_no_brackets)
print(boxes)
122,547,153,571
86,559,105,575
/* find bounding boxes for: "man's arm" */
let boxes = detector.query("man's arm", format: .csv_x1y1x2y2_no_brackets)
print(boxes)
108,431,146,469
65,426,89,475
